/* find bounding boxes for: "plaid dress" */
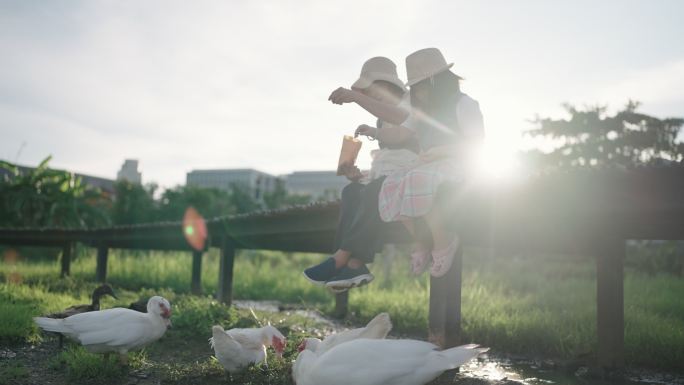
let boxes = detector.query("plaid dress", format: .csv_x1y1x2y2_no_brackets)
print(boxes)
378,158,464,222
377,93,483,222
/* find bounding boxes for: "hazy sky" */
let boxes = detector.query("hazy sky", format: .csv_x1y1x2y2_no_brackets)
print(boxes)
2,0,683,188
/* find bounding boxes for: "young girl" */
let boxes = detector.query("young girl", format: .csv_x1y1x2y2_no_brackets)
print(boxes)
330,48,484,277
303,57,419,291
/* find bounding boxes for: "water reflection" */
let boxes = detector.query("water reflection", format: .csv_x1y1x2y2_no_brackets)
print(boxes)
459,354,684,385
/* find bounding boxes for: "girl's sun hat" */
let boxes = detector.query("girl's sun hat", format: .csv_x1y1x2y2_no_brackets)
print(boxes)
351,57,407,91
405,48,462,87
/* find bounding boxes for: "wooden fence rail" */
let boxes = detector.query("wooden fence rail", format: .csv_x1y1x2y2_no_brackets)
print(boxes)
2,166,684,371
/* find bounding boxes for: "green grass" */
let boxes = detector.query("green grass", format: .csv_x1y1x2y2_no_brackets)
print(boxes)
0,281,328,384
1,247,683,373
0,362,28,385
2,249,332,305
48,346,143,380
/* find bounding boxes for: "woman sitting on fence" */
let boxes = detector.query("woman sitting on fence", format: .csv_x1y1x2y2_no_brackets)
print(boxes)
322,48,485,283
303,57,419,291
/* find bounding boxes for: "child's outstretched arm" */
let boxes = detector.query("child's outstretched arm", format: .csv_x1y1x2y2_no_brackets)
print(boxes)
329,87,409,125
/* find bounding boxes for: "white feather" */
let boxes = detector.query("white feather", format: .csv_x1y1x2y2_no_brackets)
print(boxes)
314,312,392,355
33,296,170,355
293,312,392,384
295,339,487,385
210,324,285,373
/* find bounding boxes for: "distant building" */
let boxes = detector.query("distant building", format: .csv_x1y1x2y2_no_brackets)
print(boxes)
186,168,278,199
284,170,349,200
78,173,116,194
0,161,115,194
185,168,349,201
117,159,142,184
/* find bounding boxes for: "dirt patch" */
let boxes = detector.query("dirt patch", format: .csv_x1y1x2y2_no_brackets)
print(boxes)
2,343,67,385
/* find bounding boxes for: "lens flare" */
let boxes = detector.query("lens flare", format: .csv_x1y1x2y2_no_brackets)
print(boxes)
184,225,195,236
3,248,19,264
3,249,22,284
182,207,207,251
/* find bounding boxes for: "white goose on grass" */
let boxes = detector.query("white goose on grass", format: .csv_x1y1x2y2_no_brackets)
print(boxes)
293,312,392,384
34,296,171,364
210,324,286,373
293,339,487,385
297,312,392,355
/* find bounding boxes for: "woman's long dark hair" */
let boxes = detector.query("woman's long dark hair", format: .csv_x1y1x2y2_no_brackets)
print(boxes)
410,70,461,117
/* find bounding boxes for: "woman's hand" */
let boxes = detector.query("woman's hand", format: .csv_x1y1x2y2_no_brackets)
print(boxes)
328,87,359,105
340,164,364,182
354,124,378,139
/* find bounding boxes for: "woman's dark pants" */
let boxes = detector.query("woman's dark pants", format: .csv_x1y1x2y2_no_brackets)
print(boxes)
334,177,387,264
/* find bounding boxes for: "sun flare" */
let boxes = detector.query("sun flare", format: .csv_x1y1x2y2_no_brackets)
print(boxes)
471,140,521,181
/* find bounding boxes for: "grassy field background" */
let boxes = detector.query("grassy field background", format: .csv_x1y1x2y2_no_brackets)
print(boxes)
1,246,683,378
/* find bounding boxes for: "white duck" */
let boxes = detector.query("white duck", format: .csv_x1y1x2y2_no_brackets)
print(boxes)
210,324,286,373
298,312,392,355
293,339,487,385
34,296,171,364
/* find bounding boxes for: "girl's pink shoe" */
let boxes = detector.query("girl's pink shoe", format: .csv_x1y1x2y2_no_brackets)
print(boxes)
410,247,430,275
430,237,460,277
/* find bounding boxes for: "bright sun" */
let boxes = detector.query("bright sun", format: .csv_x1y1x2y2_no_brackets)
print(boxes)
471,139,521,181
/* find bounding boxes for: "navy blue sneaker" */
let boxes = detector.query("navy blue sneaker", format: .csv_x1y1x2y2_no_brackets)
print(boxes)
325,265,374,292
303,258,339,285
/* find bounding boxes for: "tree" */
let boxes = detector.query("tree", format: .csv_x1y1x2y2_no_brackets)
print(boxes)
111,181,158,225
524,101,684,171
225,183,261,214
263,179,311,209
1,157,318,227
157,185,237,221
0,156,111,228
